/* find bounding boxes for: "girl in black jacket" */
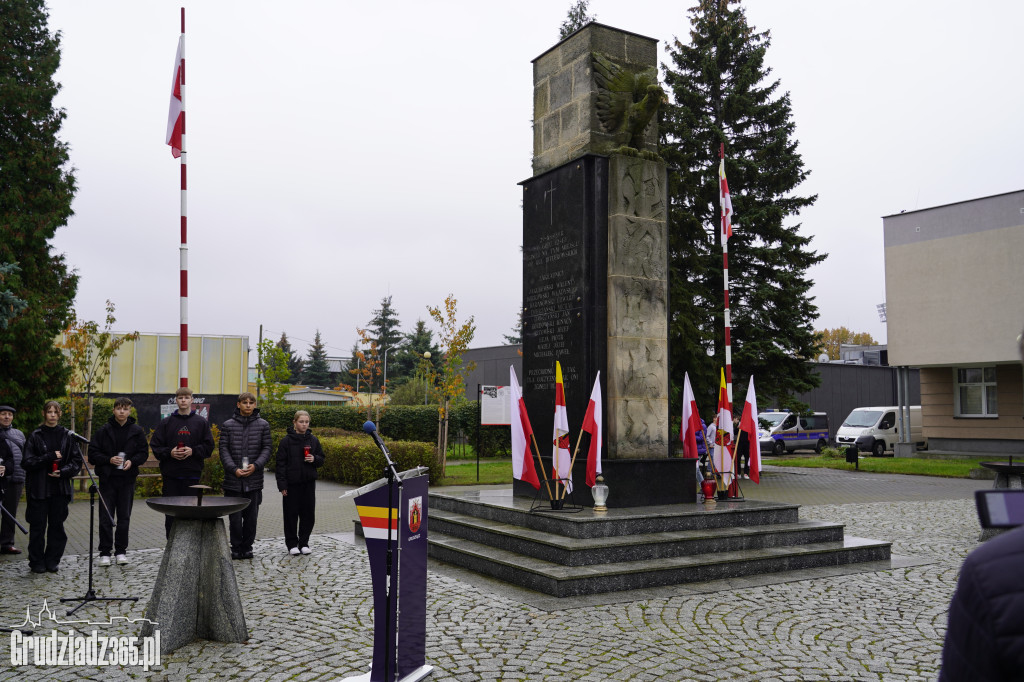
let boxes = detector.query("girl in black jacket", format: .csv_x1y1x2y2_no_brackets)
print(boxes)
21,401,83,573
275,411,324,555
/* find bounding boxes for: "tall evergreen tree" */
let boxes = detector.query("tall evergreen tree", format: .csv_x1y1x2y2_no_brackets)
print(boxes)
275,331,304,383
0,1,78,426
559,0,596,40
390,319,441,384
661,0,824,410
301,330,331,386
365,295,404,384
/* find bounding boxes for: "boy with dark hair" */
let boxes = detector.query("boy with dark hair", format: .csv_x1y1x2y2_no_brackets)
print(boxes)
220,392,271,559
149,387,214,538
88,397,149,565
21,401,84,573
0,404,26,554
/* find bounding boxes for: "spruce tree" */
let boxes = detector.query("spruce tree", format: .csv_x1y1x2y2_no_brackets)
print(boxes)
275,331,304,383
661,0,824,409
390,319,441,384
0,1,78,425
301,330,331,387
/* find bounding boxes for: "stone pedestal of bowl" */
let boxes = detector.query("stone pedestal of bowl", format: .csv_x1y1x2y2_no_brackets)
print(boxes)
140,495,251,654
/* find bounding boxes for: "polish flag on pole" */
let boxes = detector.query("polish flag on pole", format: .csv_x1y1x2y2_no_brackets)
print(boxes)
719,156,733,242
166,35,184,158
680,372,703,459
553,361,572,493
738,375,762,484
582,373,602,488
712,368,734,486
510,367,540,489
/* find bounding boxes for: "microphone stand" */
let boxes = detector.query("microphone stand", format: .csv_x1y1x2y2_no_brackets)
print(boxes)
365,423,402,682
59,437,139,617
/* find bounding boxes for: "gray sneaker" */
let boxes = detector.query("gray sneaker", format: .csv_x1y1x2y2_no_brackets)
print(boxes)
116,554,128,565
99,556,111,567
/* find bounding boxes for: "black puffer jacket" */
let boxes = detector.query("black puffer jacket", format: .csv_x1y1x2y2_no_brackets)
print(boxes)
88,415,149,480
275,427,325,491
0,425,26,484
21,426,84,499
219,409,271,493
940,524,1024,681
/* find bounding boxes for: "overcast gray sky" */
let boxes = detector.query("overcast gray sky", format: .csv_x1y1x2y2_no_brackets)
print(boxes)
45,0,1024,360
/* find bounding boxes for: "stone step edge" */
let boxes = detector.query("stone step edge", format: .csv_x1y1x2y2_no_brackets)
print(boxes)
428,532,891,581
429,508,845,551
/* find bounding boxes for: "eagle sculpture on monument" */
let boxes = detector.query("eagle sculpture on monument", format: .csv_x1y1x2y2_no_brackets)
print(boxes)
593,53,666,160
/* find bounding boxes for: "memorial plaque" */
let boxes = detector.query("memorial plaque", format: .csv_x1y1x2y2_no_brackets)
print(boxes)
521,156,607,454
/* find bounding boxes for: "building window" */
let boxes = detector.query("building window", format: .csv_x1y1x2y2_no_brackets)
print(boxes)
954,367,998,417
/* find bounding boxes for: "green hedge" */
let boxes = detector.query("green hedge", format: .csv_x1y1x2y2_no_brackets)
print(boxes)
259,402,512,457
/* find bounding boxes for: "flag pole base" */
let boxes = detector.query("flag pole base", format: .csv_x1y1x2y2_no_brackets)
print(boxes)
529,478,583,513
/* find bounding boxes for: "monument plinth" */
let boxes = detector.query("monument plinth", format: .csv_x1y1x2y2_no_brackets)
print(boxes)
519,24,694,507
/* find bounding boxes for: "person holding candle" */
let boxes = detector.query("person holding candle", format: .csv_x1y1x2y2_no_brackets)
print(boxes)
88,397,149,566
275,410,324,555
150,387,215,539
219,392,271,560
21,401,83,573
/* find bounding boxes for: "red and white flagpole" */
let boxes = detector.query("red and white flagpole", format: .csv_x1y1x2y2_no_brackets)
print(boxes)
720,143,732,403
177,8,188,387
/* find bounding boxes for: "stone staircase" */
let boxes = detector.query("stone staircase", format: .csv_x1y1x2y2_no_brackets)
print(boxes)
426,489,891,598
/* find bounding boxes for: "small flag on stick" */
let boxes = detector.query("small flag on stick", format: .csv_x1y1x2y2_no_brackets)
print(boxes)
510,367,540,490
680,372,702,459
553,361,572,493
582,373,602,488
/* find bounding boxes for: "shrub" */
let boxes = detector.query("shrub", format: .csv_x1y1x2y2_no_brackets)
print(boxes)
318,435,436,486
821,446,844,460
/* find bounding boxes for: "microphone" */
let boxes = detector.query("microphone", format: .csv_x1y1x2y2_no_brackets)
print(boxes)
363,421,390,456
68,430,91,446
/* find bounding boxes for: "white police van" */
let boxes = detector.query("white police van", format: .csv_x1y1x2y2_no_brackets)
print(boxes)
835,406,925,456
759,411,830,455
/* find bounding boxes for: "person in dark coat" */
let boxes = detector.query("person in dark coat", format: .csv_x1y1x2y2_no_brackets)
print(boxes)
88,397,150,565
275,410,325,555
219,392,271,559
0,404,26,554
149,387,214,538
940,523,1024,680
21,401,83,573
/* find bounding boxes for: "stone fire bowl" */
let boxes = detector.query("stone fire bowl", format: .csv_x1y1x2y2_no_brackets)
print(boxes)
146,496,250,519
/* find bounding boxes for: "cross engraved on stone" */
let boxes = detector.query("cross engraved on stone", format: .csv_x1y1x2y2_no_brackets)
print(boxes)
543,182,557,225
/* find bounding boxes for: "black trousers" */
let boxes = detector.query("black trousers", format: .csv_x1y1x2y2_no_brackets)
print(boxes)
282,481,316,549
26,495,70,571
228,489,262,553
161,477,199,538
98,476,136,556
0,480,24,547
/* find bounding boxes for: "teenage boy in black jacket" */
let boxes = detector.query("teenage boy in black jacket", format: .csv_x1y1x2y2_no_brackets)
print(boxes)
149,387,214,538
88,397,150,565
21,401,83,573
219,392,271,559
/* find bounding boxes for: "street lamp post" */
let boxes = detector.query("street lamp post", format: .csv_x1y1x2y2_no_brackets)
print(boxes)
423,351,431,405
382,343,406,395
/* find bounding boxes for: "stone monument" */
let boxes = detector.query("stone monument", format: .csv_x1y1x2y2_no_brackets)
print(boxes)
518,24,694,507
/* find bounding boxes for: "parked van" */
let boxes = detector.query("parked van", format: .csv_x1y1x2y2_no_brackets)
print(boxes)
758,411,830,455
835,406,925,456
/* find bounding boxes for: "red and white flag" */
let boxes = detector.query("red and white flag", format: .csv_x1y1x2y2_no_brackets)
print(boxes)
738,375,762,484
712,368,734,485
166,35,184,158
582,373,602,488
509,367,540,489
719,156,733,242
553,361,572,493
680,372,703,459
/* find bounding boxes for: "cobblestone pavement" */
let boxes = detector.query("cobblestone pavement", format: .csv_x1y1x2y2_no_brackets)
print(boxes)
0,467,989,680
